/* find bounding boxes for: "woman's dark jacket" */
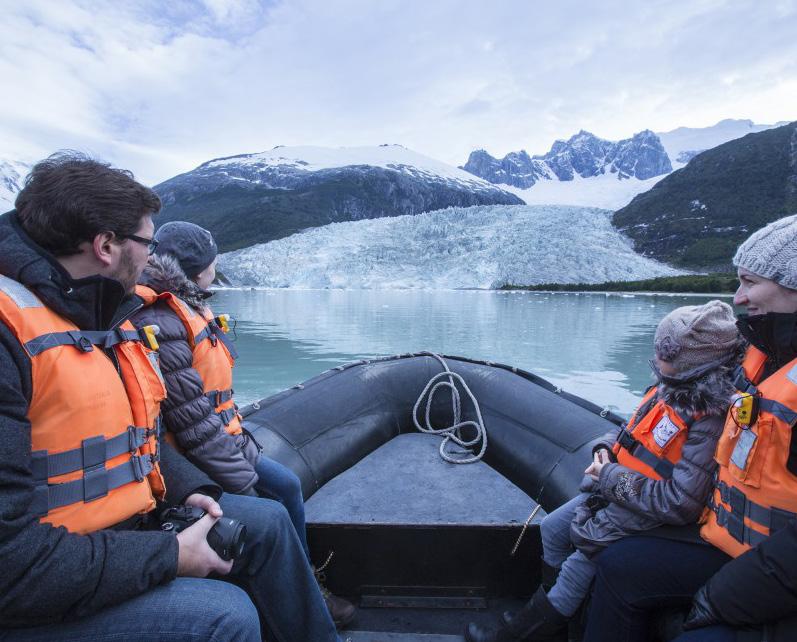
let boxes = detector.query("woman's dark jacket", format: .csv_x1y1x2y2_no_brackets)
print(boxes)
0,212,220,627
130,254,260,495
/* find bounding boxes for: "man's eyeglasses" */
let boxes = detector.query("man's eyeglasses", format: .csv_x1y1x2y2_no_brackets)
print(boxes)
121,234,159,255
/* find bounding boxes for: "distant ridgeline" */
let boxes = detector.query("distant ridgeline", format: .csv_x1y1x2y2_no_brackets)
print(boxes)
153,146,522,253
501,274,739,294
614,122,797,271
462,129,672,188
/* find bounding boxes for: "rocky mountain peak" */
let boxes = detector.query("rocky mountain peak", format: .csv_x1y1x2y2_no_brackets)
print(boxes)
463,129,672,188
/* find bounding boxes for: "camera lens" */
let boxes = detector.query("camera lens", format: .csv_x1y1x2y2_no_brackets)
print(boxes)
207,517,247,561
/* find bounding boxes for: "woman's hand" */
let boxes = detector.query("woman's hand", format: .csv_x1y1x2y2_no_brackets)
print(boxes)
585,449,611,481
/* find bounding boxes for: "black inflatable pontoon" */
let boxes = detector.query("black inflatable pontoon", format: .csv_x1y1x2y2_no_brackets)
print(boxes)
241,353,625,640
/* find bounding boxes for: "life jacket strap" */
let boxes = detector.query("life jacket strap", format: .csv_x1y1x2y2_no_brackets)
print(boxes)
616,428,675,479
732,365,758,395
30,454,155,516
758,398,797,425
194,320,239,359
205,388,234,407
25,327,145,356
709,479,797,546
217,407,239,427
30,426,154,480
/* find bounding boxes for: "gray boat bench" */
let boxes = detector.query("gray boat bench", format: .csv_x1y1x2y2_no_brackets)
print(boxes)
305,432,545,608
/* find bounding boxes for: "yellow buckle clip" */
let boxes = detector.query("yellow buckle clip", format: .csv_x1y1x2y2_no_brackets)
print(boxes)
216,314,231,333
142,324,160,351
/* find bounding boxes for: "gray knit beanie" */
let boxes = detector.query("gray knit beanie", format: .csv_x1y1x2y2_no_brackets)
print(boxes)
733,214,797,290
153,221,218,278
654,300,739,372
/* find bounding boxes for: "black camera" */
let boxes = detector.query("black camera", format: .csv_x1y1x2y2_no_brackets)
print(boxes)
160,505,247,561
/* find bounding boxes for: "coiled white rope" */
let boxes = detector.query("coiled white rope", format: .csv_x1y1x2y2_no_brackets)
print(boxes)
412,353,488,464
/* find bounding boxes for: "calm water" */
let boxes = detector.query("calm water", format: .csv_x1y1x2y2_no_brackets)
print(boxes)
212,289,734,416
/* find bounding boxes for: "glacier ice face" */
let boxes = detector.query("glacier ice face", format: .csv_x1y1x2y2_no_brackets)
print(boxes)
219,204,686,289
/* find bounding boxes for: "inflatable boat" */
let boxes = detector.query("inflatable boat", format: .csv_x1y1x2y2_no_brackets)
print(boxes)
241,353,626,641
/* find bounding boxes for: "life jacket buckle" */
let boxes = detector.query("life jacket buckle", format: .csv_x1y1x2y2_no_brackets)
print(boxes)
127,426,141,453
130,455,145,482
71,332,94,352
616,428,636,452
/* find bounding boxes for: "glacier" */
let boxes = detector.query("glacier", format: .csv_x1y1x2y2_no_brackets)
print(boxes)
219,204,687,289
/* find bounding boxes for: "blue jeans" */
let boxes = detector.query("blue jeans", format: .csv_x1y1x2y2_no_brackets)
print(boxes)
673,625,737,642
582,535,731,642
540,493,598,617
253,455,310,559
1,494,339,642
0,579,260,641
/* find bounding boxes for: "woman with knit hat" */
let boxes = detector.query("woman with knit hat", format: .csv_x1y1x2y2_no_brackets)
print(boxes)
130,221,356,629
582,214,797,642
466,300,743,642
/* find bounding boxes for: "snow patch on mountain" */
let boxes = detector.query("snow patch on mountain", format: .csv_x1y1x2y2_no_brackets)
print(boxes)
219,204,686,289
0,160,30,210
657,119,788,169
202,144,508,194
504,172,663,210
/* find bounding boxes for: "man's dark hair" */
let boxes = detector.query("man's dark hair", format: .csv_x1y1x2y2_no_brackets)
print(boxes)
14,151,161,256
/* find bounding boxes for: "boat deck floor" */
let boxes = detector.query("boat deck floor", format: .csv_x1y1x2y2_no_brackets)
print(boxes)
304,433,542,640
343,598,526,640
305,432,543,527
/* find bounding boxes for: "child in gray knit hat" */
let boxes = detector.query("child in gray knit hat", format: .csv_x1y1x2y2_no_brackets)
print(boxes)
466,300,742,642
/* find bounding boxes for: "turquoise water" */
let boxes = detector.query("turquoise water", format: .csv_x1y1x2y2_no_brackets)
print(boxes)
212,289,733,416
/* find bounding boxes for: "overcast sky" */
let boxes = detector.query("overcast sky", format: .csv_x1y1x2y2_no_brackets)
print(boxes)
1,0,796,185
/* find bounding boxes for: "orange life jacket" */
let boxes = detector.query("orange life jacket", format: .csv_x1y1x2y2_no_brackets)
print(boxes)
0,274,166,535
701,346,797,558
135,285,241,438
612,386,694,480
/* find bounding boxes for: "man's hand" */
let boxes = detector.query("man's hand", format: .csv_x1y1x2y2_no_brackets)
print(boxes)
585,449,610,481
176,494,232,577
184,493,223,518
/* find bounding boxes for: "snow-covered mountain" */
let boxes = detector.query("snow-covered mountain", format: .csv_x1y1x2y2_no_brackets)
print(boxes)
462,119,786,210
462,130,671,190
219,204,686,289
156,144,523,251
197,144,516,195
658,118,790,169
0,160,30,210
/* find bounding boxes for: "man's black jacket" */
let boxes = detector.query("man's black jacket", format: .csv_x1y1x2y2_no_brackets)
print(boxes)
0,211,220,627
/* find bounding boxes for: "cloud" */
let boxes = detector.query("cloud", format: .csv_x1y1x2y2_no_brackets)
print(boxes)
1,0,795,184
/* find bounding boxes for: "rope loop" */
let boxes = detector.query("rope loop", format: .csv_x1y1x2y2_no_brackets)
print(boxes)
412,353,488,464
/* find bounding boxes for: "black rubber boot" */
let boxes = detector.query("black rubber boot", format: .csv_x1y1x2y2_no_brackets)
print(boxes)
502,559,561,626
464,586,568,642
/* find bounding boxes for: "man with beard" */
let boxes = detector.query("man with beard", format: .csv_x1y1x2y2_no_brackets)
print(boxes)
582,215,797,642
0,153,341,641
